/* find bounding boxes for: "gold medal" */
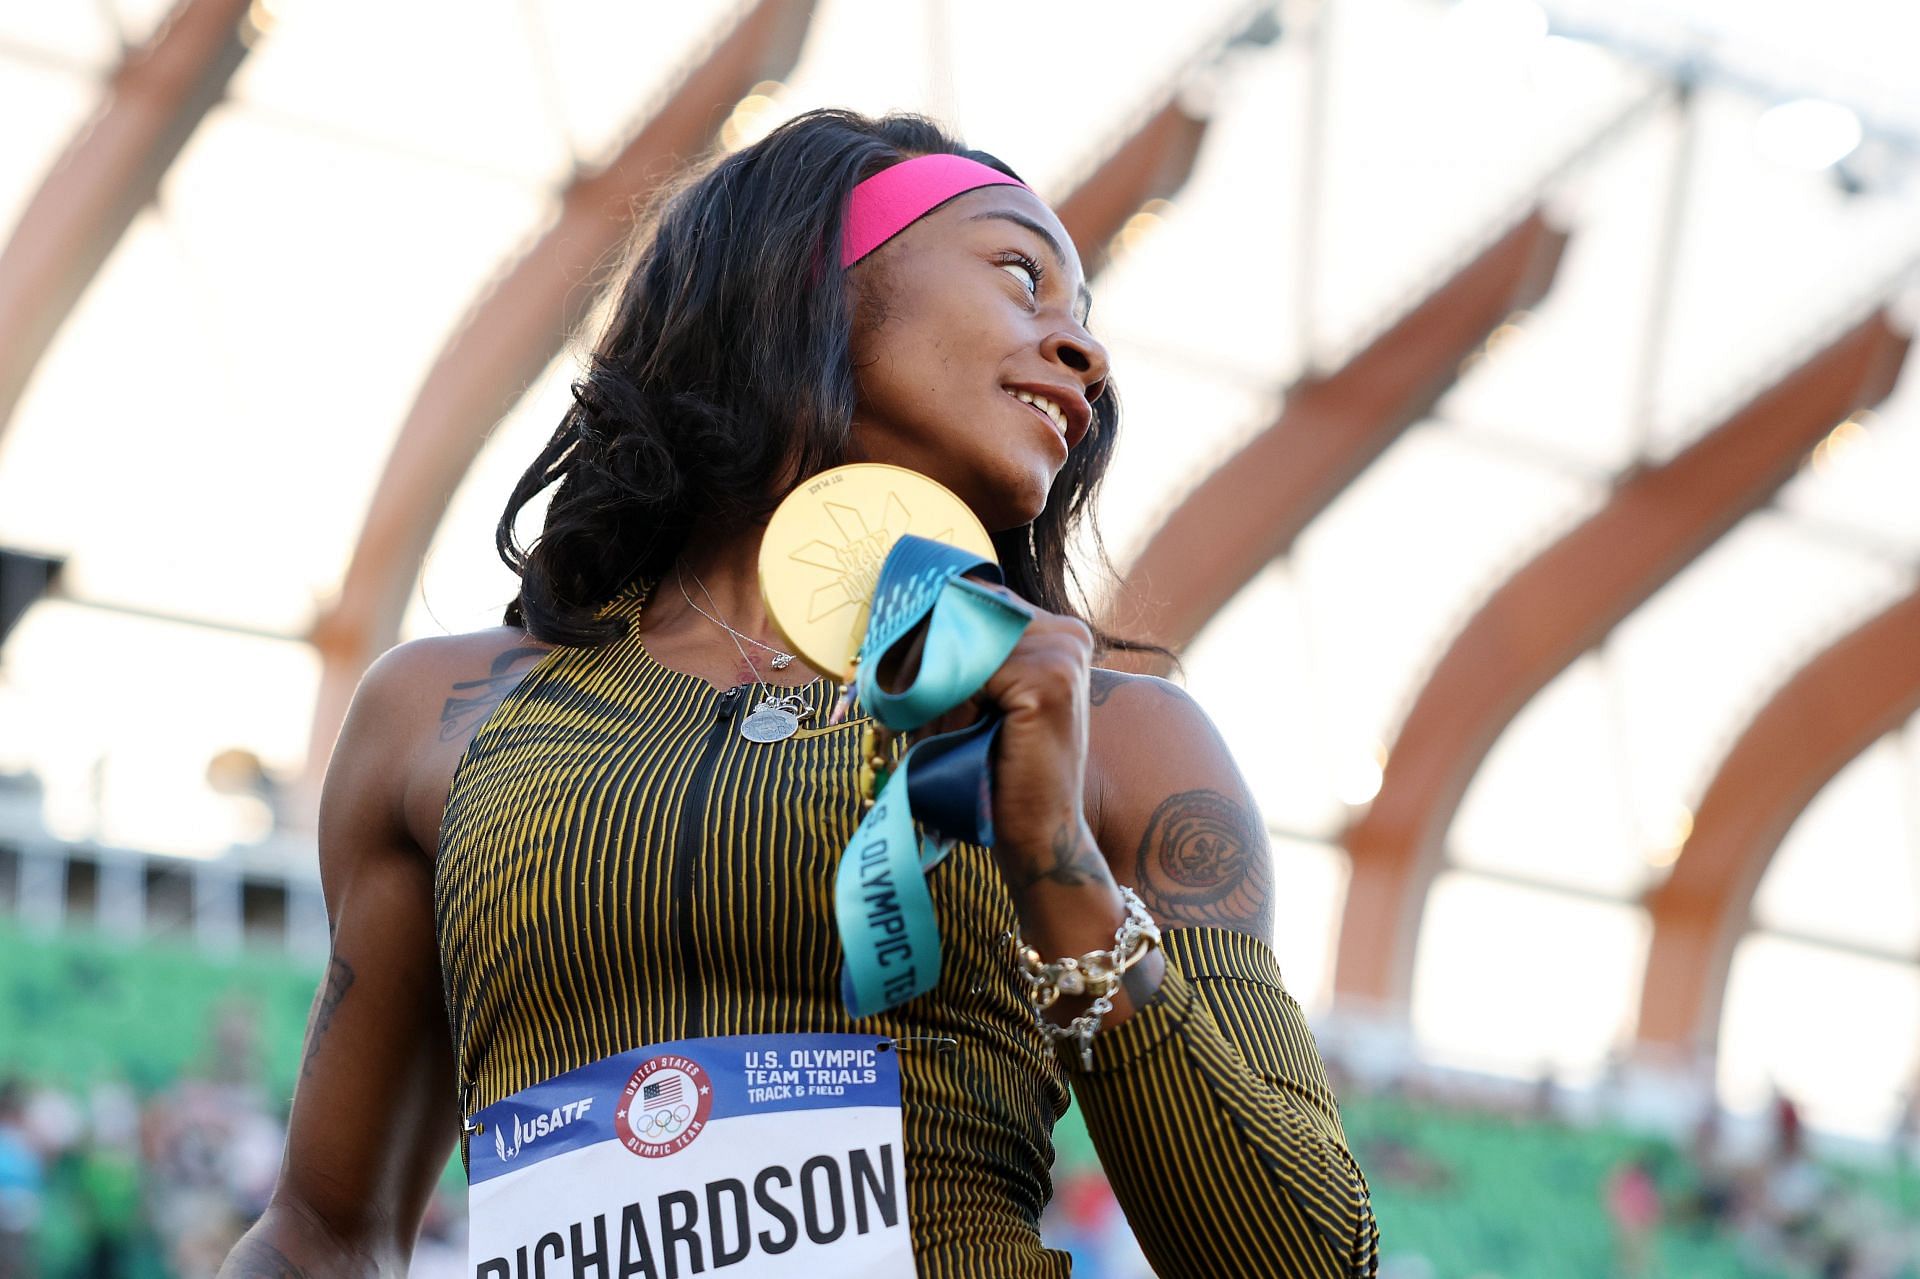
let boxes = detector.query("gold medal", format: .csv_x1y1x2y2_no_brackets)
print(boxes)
758,463,997,681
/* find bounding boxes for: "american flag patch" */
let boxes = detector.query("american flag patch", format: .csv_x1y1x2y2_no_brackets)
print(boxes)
642,1077,682,1107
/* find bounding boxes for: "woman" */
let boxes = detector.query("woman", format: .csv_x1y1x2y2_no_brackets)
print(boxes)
221,108,1378,1278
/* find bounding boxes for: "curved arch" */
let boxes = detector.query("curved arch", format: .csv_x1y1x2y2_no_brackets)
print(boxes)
299,0,820,811
0,0,258,438
1334,309,1911,1011
1636,582,1920,1061
1053,98,1209,278
1107,210,1570,663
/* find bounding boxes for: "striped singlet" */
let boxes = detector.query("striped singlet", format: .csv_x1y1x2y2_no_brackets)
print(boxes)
435,577,1382,1278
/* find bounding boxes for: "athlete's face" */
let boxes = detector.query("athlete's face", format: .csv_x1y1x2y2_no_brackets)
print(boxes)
844,184,1109,531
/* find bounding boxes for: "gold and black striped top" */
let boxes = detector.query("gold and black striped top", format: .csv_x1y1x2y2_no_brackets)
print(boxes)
435,579,1379,1277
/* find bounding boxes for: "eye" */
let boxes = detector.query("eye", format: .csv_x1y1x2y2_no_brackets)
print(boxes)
997,251,1043,299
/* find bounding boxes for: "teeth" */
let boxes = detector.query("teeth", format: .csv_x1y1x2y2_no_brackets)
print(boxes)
1012,390,1068,436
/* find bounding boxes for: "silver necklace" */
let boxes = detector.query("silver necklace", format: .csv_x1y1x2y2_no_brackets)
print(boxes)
676,562,812,742
675,565,795,669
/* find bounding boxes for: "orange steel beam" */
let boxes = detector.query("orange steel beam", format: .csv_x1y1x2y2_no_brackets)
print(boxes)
302,0,817,798
1108,211,1570,666
1053,99,1208,278
1334,309,1911,1010
1636,583,1920,1060
298,48,1213,806
0,0,258,437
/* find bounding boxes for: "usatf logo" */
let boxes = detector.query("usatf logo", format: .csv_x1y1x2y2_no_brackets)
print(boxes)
492,1096,594,1162
615,1054,713,1158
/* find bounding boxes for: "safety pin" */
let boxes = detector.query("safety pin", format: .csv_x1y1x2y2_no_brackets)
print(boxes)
879,1035,958,1054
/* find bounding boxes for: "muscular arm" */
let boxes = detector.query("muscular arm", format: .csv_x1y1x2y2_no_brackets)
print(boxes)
221,645,463,1278
1058,670,1378,1279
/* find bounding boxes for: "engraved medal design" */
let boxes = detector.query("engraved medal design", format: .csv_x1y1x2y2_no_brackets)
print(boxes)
759,463,997,681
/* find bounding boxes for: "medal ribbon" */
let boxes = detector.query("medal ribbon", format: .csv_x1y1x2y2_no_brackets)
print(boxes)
834,534,1033,1018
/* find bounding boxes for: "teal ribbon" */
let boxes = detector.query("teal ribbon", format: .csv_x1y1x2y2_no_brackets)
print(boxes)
835,534,1033,1018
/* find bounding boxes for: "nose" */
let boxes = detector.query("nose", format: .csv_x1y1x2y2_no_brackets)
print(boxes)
1042,323,1111,403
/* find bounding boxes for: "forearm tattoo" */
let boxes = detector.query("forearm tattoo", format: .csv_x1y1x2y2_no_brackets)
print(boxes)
438,645,549,741
1134,788,1273,937
1004,820,1113,895
299,955,356,1080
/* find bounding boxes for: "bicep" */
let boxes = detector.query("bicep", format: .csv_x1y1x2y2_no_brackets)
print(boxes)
273,650,460,1260
1090,675,1275,941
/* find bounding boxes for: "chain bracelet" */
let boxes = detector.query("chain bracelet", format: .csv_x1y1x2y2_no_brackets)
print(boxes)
1013,885,1161,1070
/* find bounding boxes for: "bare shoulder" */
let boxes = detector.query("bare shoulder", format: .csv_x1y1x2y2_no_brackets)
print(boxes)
344,627,559,857
380,626,558,737
1087,666,1274,941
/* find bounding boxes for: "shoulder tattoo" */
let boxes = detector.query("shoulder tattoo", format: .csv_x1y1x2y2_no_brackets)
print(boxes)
1089,668,1126,707
438,644,550,742
1089,667,1187,709
1133,787,1273,937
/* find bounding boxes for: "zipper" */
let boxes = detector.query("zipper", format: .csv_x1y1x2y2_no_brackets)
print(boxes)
676,683,747,1038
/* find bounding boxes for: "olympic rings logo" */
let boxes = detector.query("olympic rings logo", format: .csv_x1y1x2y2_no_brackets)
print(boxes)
616,1055,714,1158
641,1103,693,1138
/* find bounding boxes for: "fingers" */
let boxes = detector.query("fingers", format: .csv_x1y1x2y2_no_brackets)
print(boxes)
840,577,1090,737
970,580,1090,644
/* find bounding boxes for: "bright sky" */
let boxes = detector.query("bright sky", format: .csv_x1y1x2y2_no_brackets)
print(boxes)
1,0,1917,1142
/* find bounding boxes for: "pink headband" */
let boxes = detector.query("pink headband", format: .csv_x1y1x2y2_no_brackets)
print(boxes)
840,153,1028,268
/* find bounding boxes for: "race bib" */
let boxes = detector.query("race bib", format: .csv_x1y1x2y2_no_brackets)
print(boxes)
466,1033,913,1279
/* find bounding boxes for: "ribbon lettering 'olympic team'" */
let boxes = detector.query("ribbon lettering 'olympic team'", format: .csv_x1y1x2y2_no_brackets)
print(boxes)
836,535,1033,1018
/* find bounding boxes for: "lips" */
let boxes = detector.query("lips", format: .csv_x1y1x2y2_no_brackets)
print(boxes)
1008,391,1067,447
1002,383,1091,448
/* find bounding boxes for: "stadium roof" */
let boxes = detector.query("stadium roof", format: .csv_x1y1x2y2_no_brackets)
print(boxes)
1,0,1916,1141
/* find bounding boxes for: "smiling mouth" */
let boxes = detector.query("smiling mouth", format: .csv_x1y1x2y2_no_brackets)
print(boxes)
1013,387,1075,443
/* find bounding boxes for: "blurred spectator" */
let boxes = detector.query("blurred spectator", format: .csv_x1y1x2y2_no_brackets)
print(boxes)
1604,1152,1662,1278
1531,1058,1564,1126
1038,1169,1153,1279
1676,1101,1743,1234
1771,1085,1806,1165
1362,1134,1454,1193
66,1137,138,1279
141,1077,284,1275
0,1080,44,1278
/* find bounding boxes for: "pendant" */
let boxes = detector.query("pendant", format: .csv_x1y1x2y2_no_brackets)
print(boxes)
739,693,812,743
771,653,795,669
740,706,798,742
